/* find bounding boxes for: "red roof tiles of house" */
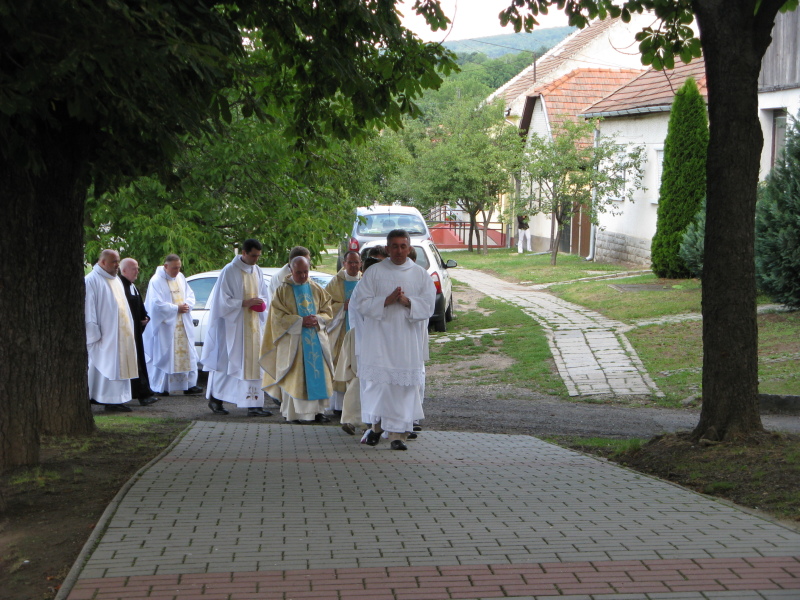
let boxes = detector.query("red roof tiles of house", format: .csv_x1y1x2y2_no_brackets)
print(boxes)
583,59,707,117
529,67,643,133
490,18,621,106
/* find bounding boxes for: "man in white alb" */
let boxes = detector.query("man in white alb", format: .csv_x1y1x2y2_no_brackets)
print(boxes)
143,254,203,396
349,229,436,450
85,249,138,412
201,239,272,417
324,250,361,415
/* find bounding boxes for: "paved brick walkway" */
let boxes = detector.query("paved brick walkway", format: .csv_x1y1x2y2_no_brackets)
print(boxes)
63,422,800,600
453,270,663,398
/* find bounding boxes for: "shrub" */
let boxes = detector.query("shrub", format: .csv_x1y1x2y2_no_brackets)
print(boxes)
755,115,800,309
679,198,706,278
651,77,708,278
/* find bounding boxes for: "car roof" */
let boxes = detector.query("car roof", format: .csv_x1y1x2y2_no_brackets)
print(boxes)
186,267,332,281
356,205,424,217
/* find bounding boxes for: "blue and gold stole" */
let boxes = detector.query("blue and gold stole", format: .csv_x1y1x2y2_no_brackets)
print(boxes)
344,280,358,331
292,283,328,401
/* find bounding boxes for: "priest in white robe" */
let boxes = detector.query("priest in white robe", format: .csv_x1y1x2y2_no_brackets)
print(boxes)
260,256,334,423
201,239,272,417
143,254,202,395
348,230,436,450
324,250,361,414
85,249,138,412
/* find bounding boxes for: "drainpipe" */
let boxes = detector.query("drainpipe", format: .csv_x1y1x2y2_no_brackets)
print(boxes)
586,127,599,261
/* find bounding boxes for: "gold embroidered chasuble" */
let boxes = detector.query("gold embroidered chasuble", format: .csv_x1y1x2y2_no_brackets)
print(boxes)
167,278,191,373
242,267,262,381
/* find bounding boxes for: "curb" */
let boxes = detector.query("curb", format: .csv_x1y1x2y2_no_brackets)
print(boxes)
54,421,195,600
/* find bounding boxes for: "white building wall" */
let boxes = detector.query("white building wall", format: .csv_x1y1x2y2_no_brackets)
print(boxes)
594,113,669,265
757,88,800,177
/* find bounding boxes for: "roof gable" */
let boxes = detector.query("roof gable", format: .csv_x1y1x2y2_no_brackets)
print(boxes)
583,59,707,117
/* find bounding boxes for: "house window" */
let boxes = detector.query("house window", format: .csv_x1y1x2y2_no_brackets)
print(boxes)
772,109,787,167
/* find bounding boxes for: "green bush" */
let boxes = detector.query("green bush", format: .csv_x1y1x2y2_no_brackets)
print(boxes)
756,115,800,309
679,198,706,278
651,77,708,278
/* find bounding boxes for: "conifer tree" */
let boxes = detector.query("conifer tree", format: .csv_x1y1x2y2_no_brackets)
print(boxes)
756,115,800,309
651,77,709,278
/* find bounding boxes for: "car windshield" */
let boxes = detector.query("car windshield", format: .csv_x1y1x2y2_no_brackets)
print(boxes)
356,213,427,237
188,277,218,310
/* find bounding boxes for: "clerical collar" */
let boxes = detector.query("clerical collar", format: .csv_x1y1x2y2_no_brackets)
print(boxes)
232,255,254,273
157,265,176,280
93,263,116,280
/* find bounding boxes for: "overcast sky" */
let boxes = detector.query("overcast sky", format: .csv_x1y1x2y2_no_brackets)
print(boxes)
398,0,571,43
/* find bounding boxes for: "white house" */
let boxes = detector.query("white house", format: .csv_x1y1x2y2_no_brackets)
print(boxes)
581,10,800,265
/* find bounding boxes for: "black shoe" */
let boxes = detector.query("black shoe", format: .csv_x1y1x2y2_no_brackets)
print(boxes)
139,396,159,406
413,425,422,432
208,399,229,415
333,409,342,417
390,440,408,451
155,391,170,397
407,432,417,440
184,386,203,395
270,395,282,407
247,407,272,417
365,429,381,446
314,413,331,423
104,403,132,412
341,423,356,435
90,399,101,405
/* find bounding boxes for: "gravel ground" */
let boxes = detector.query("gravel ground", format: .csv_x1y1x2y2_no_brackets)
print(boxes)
118,384,800,439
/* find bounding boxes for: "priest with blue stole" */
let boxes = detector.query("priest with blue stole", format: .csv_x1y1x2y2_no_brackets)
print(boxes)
324,250,362,414
260,256,334,423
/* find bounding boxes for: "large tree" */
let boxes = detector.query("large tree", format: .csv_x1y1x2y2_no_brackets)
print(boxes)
0,0,455,470
500,0,797,441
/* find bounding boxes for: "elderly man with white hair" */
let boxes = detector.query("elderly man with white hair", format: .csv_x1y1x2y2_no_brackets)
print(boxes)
260,256,334,424
85,249,138,412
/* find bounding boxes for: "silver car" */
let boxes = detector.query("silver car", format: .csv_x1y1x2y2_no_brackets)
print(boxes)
360,238,456,332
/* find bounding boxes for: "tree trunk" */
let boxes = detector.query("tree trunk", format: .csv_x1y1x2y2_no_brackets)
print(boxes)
550,227,561,265
0,121,95,470
691,0,781,441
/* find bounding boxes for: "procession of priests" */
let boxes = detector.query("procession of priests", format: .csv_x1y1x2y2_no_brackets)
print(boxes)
85,229,435,450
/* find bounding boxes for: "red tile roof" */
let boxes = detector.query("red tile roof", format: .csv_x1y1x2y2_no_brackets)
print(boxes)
529,68,643,133
492,17,622,106
583,59,707,116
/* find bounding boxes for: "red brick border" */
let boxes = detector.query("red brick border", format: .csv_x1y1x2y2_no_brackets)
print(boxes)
67,556,800,599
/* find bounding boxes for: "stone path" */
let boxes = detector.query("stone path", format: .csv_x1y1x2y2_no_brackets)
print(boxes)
454,269,663,398
62,422,800,600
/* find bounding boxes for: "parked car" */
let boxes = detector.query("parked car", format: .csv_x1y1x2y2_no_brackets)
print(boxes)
186,267,333,361
360,238,457,332
337,205,431,269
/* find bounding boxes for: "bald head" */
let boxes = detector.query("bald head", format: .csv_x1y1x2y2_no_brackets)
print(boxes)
289,255,310,285
99,249,121,276
119,257,140,281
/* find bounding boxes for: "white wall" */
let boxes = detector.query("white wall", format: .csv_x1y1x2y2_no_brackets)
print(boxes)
758,88,800,178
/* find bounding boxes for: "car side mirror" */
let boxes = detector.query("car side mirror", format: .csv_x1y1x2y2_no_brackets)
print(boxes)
445,259,457,268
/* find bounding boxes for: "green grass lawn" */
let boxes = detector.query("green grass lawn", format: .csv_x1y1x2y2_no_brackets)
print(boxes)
443,248,632,285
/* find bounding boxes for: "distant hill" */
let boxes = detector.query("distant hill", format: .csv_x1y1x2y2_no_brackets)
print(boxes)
442,26,576,59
